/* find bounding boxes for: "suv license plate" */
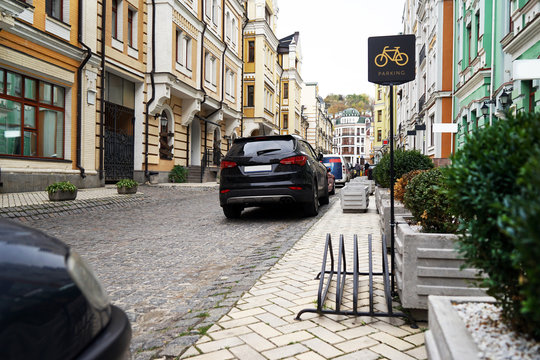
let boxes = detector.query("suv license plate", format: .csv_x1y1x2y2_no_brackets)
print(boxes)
244,165,272,173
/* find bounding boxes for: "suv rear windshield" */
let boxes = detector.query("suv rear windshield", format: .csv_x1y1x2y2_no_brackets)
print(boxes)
228,139,295,157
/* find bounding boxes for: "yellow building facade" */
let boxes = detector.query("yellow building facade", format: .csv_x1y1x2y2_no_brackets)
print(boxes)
0,0,101,191
372,84,396,163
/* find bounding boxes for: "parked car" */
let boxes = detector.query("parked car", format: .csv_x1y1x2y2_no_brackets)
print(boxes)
322,154,350,185
219,135,329,218
0,220,132,360
327,167,336,195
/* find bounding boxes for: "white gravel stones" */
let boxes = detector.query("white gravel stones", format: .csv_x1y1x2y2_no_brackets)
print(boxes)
453,302,540,360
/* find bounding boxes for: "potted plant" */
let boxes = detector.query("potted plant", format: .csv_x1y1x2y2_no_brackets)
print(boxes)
116,179,138,194
394,168,484,310
46,181,78,201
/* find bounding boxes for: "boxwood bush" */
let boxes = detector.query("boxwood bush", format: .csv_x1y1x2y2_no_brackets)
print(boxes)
373,150,433,188
403,168,457,233
444,111,540,340
168,165,188,183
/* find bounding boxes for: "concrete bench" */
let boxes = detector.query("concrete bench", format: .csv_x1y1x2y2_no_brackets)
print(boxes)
340,184,369,212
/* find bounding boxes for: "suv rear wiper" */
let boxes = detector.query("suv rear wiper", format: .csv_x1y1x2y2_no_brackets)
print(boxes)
256,148,281,156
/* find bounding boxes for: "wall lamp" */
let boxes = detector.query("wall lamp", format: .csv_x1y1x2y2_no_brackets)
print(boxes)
481,99,496,117
499,87,514,107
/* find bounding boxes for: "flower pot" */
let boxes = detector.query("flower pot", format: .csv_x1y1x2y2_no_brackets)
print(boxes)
395,218,485,310
117,185,137,194
48,189,77,201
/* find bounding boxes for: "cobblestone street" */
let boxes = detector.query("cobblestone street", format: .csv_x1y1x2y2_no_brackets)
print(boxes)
19,185,335,359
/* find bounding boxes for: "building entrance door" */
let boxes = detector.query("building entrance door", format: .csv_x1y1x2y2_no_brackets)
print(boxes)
104,101,134,182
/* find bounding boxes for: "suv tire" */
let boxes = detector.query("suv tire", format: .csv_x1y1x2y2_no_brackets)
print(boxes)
320,178,330,205
303,180,319,217
223,205,242,219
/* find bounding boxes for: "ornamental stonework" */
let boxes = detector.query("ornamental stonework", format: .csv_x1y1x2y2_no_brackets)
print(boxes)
173,10,199,39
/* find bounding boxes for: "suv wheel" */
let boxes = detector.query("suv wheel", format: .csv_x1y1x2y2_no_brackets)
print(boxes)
303,180,319,217
320,178,330,205
223,205,242,219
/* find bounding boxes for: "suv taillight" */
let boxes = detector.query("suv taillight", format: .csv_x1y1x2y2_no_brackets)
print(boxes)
280,155,307,166
220,160,237,170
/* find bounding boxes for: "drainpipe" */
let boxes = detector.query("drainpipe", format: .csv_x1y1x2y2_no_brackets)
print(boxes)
240,11,248,137
99,0,107,180
145,0,157,180
451,0,455,155
76,0,92,179
489,0,496,126
199,1,208,106
278,64,282,134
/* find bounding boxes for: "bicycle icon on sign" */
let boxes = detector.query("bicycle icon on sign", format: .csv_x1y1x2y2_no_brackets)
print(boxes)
374,46,409,67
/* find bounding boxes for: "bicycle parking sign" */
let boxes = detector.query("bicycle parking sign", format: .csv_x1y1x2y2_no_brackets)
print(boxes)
368,34,416,85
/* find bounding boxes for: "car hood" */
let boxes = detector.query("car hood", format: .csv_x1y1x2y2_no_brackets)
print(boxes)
0,220,108,360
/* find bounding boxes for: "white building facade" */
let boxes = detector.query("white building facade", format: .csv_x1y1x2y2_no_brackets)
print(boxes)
332,108,371,166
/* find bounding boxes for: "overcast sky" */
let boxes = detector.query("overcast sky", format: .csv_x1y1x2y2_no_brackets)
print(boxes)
276,0,404,99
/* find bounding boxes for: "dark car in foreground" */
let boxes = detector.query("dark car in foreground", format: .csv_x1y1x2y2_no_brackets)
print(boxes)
219,135,329,218
0,220,131,360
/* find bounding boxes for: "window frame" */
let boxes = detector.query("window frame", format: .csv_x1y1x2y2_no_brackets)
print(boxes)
248,41,255,63
46,0,63,22
112,0,119,40
247,85,254,107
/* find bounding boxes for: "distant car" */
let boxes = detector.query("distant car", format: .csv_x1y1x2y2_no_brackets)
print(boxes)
219,135,329,218
326,167,335,195
322,154,350,185
0,220,132,360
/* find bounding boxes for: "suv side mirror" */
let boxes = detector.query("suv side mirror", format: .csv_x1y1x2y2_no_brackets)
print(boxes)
317,153,323,161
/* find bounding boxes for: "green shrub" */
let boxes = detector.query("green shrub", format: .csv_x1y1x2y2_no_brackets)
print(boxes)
46,181,77,194
168,165,188,183
403,168,457,233
373,150,433,188
116,179,138,189
444,111,540,340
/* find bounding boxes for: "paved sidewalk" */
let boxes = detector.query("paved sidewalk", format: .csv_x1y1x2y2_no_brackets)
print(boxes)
179,198,427,360
0,182,218,220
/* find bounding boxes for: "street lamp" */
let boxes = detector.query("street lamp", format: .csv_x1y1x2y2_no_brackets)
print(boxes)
481,102,490,117
499,87,513,108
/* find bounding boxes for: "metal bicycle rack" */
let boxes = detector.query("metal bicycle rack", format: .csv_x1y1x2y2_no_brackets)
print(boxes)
295,233,416,327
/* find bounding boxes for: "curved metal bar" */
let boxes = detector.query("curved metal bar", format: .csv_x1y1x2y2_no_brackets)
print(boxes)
369,234,374,315
353,235,359,314
381,234,393,314
317,234,334,313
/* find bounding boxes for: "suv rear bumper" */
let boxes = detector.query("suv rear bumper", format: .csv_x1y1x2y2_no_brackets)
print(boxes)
220,186,312,207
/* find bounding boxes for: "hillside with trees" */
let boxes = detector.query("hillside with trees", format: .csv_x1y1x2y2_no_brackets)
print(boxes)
324,94,373,116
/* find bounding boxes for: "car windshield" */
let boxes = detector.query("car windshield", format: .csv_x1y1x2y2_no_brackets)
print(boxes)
228,139,295,157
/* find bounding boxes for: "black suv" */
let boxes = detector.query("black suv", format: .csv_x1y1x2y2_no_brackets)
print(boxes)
219,135,329,218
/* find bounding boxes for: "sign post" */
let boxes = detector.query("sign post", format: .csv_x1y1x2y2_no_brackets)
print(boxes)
368,34,415,296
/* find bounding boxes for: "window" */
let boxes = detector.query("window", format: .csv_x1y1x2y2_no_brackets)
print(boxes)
248,41,255,63
0,69,65,158
430,115,435,147
112,0,119,39
177,30,192,69
46,0,63,22
205,0,211,18
283,114,288,129
466,24,471,64
377,109,382,122
127,9,134,47
226,12,231,40
475,11,480,56
232,18,237,47
283,83,289,99
265,7,271,26
247,85,254,107
205,52,216,86
377,130,382,142
225,69,235,98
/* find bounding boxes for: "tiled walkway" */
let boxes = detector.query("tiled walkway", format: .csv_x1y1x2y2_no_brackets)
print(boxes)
180,198,427,360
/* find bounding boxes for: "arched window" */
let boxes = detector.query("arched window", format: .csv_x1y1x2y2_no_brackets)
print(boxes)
226,12,231,40
232,18,237,47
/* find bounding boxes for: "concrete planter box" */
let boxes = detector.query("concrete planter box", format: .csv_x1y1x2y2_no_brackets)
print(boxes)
395,220,485,310
425,296,495,360
48,190,77,201
340,184,369,212
117,185,138,194
375,186,390,213
379,199,410,248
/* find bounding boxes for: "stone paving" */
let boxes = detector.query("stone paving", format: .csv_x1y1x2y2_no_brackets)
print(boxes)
179,197,428,360
15,184,334,359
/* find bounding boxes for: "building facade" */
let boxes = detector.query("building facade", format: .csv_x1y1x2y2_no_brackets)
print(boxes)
372,84,395,163
302,82,332,154
0,0,101,192
332,108,371,166
277,32,304,136
397,0,454,166
147,0,244,182
242,0,280,136
453,0,539,149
